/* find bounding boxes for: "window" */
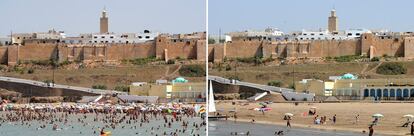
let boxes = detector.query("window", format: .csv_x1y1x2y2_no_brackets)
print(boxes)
94,41,97,43
356,33,361,36
81,36,84,38
319,33,323,35
101,36,105,38
311,38,314,40
145,36,150,39
311,33,315,36
110,36,114,39
94,36,98,39
347,33,352,36
105,41,108,43
138,36,142,39
17,37,20,39
23,37,26,39
303,33,307,36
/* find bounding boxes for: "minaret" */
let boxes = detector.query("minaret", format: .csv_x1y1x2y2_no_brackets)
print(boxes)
100,7,108,34
328,9,338,33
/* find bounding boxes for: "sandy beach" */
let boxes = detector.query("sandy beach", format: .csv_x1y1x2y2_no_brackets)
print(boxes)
214,101,414,135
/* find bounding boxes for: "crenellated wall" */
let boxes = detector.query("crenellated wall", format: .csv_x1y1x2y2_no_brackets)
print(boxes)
0,37,206,65
209,34,414,61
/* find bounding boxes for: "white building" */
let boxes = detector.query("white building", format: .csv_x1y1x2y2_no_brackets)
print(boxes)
63,30,158,44
293,28,372,41
344,29,372,38
35,29,66,39
0,37,11,45
88,30,158,44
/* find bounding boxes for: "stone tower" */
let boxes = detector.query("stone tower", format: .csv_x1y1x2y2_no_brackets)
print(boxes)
328,9,338,33
100,7,108,34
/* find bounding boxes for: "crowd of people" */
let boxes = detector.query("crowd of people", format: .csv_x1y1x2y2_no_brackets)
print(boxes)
0,102,206,136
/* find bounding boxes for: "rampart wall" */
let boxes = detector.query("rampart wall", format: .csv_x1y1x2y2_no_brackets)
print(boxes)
209,33,414,62
0,37,206,65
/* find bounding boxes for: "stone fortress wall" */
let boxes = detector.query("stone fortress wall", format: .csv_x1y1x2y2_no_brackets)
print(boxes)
209,33,414,62
0,36,206,65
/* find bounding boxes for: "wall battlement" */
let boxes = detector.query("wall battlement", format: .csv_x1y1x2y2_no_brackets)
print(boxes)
209,33,414,62
0,37,206,65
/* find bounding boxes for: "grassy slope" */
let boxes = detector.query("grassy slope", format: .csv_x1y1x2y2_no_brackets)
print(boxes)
0,64,205,90
209,61,414,88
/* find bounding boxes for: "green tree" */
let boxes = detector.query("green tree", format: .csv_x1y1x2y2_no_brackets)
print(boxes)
376,62,407,75
268,80,282,87
208,38,216,44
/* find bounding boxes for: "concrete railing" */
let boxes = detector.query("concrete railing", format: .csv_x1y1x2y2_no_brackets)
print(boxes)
0,76,126,95
208,75,315,101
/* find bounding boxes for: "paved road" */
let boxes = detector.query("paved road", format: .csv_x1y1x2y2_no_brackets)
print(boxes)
0,76,126,95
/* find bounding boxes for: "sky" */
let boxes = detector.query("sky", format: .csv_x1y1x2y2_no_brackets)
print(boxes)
0,0,206,37
209,0,414,35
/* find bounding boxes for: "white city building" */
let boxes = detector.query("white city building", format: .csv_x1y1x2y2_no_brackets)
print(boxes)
89,30,158,44
293,28,372,41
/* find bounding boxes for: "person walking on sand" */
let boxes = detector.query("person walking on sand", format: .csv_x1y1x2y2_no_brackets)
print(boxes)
233,113,238,122
355,114,359,124
411,122,414,135
286,116,291,128
333,114,337,124
368,125,374,136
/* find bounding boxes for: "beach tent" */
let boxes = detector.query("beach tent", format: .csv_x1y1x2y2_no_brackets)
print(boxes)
341,73,358,80
403,114,414,118
372,113,384,118
172,77,188,83
285,113,294,116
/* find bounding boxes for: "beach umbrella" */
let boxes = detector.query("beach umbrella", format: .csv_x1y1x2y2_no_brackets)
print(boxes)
199,108,206,113
403,114,414,118
372,113,384,118
285,113,294,116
